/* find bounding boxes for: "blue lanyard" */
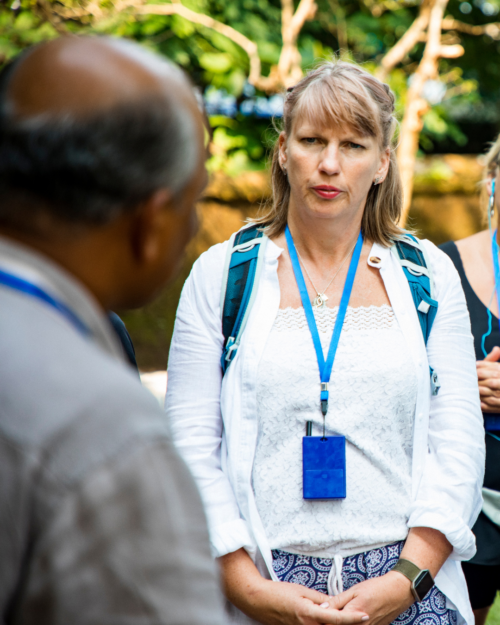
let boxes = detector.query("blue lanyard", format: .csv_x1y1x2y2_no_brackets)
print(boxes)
482,231,500,433
492,230,500,332
285,225,363,418
0,268,90,336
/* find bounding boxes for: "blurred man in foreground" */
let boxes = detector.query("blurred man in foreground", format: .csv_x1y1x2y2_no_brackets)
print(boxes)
0,36,223,625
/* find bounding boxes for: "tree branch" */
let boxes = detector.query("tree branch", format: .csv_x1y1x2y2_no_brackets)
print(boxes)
134,3,263,86
278,0,317,87
35,0,69,34
50,0,316,92
439,43,464,57
376,8,500,83
442,16,500,38
397,0,462,224
376,0,433,80
290,0,317,39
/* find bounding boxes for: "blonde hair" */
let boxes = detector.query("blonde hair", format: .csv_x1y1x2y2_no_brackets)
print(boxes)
252,59,403,246
484,135,500,177
481,135,500,217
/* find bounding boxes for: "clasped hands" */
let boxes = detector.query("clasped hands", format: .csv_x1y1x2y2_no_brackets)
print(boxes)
478,346,500,412
243,570,414,625
220,523,448,625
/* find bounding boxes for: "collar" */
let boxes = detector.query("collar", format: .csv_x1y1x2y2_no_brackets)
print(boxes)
0,235,125,362
265,234,392,269
266,237,284,261
367,241,392,268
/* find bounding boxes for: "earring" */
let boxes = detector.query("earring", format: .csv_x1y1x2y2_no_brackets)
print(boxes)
282,165,287,176
490,178,496,218
374,177,382,185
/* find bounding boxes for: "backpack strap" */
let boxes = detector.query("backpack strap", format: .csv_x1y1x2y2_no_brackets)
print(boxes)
220,225,268,375
220,228,440,394
393,234,440,395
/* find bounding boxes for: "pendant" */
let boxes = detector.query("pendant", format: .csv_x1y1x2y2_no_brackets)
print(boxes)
312,293,328,309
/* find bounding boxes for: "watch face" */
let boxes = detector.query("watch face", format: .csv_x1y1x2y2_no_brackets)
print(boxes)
414,570,434,602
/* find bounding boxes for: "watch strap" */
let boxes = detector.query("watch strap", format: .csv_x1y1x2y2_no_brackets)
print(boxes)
392,558,421,583
392,558,434,602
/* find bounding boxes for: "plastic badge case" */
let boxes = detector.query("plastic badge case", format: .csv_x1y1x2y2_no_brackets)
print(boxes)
303,435,346,499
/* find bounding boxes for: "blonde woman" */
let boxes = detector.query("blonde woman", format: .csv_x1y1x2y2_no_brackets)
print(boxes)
441,137,500,625
166,61,484,625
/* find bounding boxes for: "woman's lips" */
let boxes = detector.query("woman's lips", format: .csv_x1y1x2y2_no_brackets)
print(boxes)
312,186,342,199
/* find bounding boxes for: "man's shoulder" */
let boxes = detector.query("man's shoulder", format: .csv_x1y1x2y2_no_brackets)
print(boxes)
0,289,168,486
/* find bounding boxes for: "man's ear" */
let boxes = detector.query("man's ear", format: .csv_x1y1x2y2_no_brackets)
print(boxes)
130,189,173,265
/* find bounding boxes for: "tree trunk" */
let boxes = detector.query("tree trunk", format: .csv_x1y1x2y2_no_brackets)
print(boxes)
397,0,458,225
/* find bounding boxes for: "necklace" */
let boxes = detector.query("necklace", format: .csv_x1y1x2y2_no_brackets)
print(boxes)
295,239,358,309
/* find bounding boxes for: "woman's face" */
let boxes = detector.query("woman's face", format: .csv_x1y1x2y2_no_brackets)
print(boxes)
279,114,390,225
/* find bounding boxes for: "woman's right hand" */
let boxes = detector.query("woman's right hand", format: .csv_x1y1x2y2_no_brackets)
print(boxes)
477,346,500,412
219,548,368,625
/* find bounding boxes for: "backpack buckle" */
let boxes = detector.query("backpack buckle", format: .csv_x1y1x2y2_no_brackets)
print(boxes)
224,337,237,362
418,300,431,314
430,367,440,396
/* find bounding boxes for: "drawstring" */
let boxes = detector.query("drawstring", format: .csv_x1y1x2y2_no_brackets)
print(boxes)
327,554,344,595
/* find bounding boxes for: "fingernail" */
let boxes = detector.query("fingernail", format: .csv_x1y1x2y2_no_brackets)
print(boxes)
320,602,329,608
362,617,369,621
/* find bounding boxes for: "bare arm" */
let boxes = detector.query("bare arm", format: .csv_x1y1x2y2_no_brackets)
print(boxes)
400,526,453,578
219,548,368,625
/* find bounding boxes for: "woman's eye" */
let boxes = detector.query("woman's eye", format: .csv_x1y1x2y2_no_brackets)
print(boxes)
303,137,317,144
346,142,364,149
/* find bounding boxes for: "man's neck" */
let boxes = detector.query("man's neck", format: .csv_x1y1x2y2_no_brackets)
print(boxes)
0,226,121,311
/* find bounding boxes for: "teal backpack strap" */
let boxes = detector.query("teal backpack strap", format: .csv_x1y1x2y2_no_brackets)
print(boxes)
393,234,440,395
220,225,268,375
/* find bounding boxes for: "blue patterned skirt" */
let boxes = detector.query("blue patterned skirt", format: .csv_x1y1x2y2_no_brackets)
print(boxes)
272,542,457,625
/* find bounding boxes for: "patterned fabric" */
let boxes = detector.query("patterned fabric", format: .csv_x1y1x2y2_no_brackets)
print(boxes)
272,542,457,625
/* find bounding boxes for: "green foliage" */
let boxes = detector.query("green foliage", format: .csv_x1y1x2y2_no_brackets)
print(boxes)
487,593,500,625
208,114,271,175
1,0,499,169
0,3,58,61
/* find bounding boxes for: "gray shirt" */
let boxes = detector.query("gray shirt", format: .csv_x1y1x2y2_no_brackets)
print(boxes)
0,236,224,625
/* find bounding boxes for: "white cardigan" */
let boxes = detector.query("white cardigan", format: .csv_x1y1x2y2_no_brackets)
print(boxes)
166,234,485,625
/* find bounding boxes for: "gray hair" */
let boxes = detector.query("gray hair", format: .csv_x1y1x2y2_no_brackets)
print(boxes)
0,43,200,232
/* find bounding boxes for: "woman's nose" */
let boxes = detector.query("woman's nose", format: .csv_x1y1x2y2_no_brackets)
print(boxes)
319,145,341,175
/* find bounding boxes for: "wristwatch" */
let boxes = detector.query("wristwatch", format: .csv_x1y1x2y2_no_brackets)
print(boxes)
391,558,434,602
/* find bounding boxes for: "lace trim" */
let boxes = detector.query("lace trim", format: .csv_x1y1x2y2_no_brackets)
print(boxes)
274,305,395,333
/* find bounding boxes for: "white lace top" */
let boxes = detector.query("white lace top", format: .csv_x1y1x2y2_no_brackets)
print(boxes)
252,305,418,558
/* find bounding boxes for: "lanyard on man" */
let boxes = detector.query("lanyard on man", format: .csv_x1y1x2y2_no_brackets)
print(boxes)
0,268,89,336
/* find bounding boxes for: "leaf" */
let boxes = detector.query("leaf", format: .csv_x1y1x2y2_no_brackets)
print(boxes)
199,51,233,73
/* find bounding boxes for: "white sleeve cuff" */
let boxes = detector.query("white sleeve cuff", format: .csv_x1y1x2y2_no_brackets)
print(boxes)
408,502,477,561
210,518,257,559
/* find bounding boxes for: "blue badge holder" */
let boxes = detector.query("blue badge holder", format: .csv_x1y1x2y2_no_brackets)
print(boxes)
303,435,346,500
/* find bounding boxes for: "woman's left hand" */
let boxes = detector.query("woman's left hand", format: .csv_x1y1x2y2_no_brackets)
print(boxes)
477,347,500,412
326,527,452,625
326,571,414,625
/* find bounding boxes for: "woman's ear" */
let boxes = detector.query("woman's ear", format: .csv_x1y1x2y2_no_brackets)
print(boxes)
375,147,391,183
486,172,495,197
278,132,287,170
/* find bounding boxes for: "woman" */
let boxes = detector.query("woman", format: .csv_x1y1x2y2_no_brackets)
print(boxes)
166,60,484,625
441,137,500,625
